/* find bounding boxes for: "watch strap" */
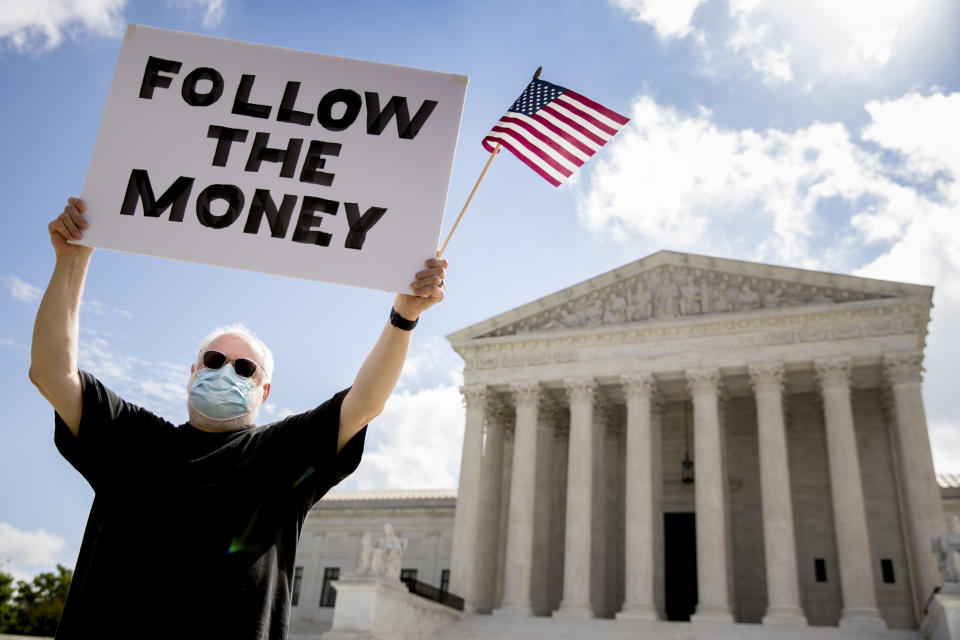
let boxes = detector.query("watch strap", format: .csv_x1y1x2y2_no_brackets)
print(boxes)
390,307,418,330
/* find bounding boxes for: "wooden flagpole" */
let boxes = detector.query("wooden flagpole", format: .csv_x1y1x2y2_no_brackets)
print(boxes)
437,67,543,257
437,142,500,256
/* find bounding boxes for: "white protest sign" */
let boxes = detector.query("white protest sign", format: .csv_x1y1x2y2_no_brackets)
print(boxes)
80,25,467,293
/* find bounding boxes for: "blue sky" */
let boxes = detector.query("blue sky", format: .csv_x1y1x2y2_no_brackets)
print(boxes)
1,0,958,582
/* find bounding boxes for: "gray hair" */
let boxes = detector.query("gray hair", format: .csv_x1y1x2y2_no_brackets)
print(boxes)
197,323,275,382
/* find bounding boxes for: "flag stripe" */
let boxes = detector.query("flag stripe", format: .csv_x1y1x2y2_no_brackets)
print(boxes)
554,96,619,136
499,115,586,167
526,113,595,158
548,100,614,140
540,105,607,147
490,125,575,176
484,135,563,186
564,90,630,125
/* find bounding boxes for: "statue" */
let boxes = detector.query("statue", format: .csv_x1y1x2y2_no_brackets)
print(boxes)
356,532,374,574
932,515,960,587
369,523,407,580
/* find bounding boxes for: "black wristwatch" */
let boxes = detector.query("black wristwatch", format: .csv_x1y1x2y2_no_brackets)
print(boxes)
390,307,418,331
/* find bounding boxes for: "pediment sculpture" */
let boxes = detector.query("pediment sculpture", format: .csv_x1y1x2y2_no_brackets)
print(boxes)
480,265,891,338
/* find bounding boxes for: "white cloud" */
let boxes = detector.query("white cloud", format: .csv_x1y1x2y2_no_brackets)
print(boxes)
4,275,42,306
396,336,464,391
577,96,930,269
167,0,225,28
612,0,950,86
343,340,465,490
577,89,960,472
0,0,126,52
0,522,66,582
348,382,465,490
610,0,706,39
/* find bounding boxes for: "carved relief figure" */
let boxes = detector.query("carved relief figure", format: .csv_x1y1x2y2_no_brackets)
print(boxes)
603,292,627,324
763,287,783,308
709,282,731,313
628,283,653,321
583,298,604,326
736,283,761,310
655,275,680,318
679,276,702,315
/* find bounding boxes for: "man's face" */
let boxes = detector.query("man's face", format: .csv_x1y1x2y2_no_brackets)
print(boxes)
187,332,271,432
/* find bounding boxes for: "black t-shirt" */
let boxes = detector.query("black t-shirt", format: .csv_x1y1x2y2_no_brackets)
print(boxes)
53,370,366,639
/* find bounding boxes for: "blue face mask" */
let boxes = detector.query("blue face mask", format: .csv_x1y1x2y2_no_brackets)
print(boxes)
189,364,256,421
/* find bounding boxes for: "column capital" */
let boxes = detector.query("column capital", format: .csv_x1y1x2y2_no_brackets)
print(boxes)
748,363,785,395
460,384,490,406
883,352,924,386
487,398,513,430
814,358,851,391
621,372,656,401
686,367,722,397
510,381,543,409
564,377,597,403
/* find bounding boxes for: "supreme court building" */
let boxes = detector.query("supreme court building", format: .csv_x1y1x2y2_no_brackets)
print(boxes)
444,250,944,633
292,251,953,639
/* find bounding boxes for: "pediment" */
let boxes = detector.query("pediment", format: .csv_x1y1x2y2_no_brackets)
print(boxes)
448,251,932,343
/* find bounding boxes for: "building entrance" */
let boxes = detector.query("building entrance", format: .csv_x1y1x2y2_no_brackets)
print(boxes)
664,512,697,621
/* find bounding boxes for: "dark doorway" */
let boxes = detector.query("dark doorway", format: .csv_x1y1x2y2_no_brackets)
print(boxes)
664,512,697,621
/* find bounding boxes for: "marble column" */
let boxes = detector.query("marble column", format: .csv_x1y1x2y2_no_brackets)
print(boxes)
652,399,666,619
555,377,597,618
450,385,489,611
884,353,945,613
687,368,734,623
617,373,659,620
815,359,886,631
748,364,807,627
497,382,542,615
475,400,507,612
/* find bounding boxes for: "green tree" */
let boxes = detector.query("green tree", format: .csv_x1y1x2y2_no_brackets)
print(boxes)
0,564,72,636
0,567,16,631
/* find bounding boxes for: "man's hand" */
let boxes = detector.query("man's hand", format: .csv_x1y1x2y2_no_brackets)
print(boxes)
49,197,94,259
393,256,448,321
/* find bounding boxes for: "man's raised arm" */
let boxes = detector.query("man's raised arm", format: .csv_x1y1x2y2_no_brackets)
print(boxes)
338,256,448,452
29,197,94,437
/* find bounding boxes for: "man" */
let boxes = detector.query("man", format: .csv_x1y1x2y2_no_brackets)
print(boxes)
30,197,448,638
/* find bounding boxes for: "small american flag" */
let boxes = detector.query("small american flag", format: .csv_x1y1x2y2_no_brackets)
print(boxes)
482,78,629,187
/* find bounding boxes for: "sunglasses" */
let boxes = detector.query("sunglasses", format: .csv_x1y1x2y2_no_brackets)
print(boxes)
201,349,260,379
